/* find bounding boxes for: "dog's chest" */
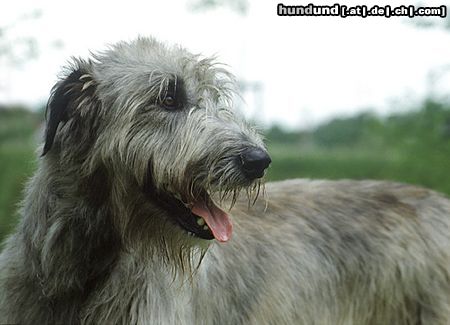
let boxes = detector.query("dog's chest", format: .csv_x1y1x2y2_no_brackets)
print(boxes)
128,268,196,324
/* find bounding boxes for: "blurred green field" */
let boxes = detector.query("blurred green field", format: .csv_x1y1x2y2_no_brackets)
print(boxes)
0,143,35,240
266,144,450,195
265,99,450,195
1,100,450,243
0,107,39,241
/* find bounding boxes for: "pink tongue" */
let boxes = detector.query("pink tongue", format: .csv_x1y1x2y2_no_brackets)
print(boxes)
191,199,233,242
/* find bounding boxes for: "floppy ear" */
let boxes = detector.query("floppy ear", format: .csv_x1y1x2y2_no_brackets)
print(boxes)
42,60,98,156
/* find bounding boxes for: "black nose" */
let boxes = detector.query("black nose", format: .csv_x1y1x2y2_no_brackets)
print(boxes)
240,148,271,179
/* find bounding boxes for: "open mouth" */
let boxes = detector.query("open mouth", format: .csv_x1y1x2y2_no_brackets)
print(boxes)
145,183,233,242
179,192,232,242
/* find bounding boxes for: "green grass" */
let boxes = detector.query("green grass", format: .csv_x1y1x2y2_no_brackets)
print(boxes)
0,142,36,241
266,143,450,196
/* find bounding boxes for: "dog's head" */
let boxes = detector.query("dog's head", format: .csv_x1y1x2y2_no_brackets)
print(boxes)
43,37,270,243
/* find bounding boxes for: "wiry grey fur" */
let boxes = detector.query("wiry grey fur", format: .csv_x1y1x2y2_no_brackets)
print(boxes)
1,37,450,324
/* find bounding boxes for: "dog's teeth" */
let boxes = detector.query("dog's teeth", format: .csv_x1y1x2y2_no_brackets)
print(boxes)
187,231,194,236
203,225,209,231
197,218,205,226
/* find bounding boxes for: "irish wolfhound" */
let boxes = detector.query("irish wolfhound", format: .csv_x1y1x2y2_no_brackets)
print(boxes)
0,37,449,324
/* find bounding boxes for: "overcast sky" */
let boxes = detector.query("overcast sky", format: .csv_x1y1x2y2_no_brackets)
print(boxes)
1,0,450,129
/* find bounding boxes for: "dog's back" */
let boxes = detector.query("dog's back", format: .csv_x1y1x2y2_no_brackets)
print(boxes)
199,179,450,324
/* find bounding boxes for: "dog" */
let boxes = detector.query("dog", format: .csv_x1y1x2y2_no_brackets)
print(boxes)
0,37,449,324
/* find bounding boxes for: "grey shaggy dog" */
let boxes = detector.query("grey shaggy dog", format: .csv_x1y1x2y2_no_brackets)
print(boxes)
1,37,450,324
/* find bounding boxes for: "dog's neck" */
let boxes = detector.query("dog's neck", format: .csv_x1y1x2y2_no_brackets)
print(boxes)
20,154,207,301
18,156,119,302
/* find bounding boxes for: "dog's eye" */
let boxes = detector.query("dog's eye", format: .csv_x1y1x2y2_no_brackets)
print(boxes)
162,96,176,109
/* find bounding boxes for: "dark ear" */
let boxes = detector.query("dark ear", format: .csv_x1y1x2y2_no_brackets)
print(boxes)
42,61,97,156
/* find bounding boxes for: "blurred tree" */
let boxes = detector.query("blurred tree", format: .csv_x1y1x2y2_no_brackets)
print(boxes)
409,5,450,102
312,112,379,148
0,10,42,66
0,9,64,102
410,5,450,30
265,124,304,144
188,0,249,15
